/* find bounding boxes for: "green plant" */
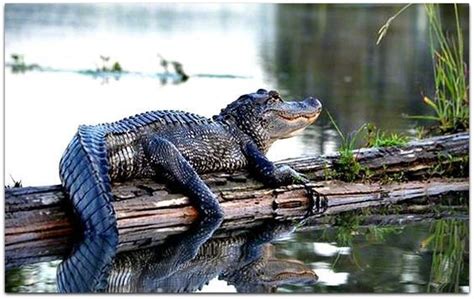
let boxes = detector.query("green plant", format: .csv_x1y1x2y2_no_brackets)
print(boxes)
428,153,469,178
5,175,22,188
376,3,412,45
322,164,337,180
425,219,468,292
378,165,407,185
332,212,362,247
366,226,401,243
111,62,122,72
366,123,409,148
11,54,25,66
377,4,469,133
9,54,40,73
327,112,366,181
97,55,123,73
157,53,189,81
5,268,26,292
415,126,428,139
418,4,468,132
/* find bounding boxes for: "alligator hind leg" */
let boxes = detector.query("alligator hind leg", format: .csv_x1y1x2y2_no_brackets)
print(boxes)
145,136,224,244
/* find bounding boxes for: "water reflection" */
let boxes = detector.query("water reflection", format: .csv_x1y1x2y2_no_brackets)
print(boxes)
105,220,317,293
276,218,469,293
6,218,468,293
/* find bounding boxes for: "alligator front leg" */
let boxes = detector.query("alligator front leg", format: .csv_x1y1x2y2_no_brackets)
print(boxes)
243,142,327,215
243,142,309,186
145,136,224,239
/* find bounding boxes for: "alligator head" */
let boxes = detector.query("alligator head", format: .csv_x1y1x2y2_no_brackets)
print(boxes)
215,89,322,152
258,258,318,288
223,245,319,293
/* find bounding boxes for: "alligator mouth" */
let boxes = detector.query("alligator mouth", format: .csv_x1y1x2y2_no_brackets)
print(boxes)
272,111,321,140
277,111,320,123
259,258,319,285
269,270,318,282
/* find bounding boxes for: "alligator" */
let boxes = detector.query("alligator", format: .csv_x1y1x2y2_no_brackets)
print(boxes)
105,220,318,293
57,89,322,292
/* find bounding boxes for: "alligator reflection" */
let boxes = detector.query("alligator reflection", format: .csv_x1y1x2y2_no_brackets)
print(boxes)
105,220,318,293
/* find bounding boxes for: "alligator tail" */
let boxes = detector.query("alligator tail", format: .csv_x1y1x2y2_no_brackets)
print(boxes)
56,125,118,293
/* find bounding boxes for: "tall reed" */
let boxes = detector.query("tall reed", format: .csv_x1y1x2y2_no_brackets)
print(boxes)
378,4,469,133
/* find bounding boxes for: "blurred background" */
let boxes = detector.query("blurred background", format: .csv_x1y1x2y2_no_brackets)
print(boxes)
5,3,469,186
4,3,469,293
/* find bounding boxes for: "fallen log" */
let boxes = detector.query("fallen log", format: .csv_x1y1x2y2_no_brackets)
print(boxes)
4,132,469,269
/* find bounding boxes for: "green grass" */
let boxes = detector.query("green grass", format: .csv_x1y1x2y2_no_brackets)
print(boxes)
326,115,411,181
366,123,408,148
5,268,26,293
5,175,22,188
97,55,124,73
327,112,365,181
9,54,40,73
377,4,469,133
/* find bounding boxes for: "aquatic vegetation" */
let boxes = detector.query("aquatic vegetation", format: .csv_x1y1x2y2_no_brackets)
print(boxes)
97,55,123,73
76,55,126,83
111,62,122,72
428,153,469,179
327,112,365,182
365,123,408,148
425,4,468,133
376,4,412,45
322,209,403,271
377,4,469,133
157,53,189,81
378,165,407,185
425,219,468,292
9,54,40,73
415,126,428,139
327,115,408,182
5,268,26,292
5,175,22,188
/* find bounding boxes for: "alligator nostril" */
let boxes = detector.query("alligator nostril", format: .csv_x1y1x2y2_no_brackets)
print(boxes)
306,97,322,110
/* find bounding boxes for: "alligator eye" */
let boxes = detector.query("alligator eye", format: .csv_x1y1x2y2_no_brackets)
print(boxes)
266,98,277,104
268,90,280,98
266,96,281,104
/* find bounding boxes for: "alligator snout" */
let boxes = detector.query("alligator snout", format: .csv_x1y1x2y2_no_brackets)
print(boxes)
303,97,322,114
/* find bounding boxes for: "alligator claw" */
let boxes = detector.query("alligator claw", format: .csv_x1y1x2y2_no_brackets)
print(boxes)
290,170,310,185
302,183,328,217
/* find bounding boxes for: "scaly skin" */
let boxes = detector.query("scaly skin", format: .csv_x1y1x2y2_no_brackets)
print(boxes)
57,89,322,292
106,221,318,293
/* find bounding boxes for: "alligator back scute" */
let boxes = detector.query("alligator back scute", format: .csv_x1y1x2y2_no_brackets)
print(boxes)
57,125,119,292
105,110,212,134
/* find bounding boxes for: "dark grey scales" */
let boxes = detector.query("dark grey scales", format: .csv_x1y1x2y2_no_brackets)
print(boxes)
57,89,322,292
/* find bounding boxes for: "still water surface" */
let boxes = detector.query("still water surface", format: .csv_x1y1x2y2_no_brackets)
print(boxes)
6,219,469,293
4,3,469,293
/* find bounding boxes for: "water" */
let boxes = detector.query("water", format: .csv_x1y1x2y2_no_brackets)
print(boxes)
6,218,469,293
279,219,469,293
4,3,469,293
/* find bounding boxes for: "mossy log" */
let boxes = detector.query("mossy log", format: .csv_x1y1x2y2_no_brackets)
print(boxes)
4,132,469,269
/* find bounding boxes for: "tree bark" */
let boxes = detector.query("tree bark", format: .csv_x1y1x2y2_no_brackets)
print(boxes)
4,132,469,269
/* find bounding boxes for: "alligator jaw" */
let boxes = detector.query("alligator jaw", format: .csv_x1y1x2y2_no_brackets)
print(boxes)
258,258,319,286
